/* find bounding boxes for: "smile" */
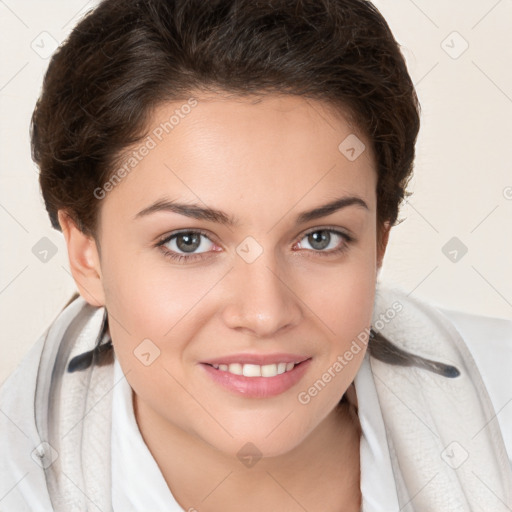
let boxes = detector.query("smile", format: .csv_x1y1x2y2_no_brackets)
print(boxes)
208,362,298,377
200,358,312,398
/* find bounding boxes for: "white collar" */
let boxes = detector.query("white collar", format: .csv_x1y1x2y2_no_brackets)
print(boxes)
111,350,400,511
111,353,180,511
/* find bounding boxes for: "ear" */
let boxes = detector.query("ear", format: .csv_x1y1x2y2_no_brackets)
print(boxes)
376,221,391,271
58,210,105,307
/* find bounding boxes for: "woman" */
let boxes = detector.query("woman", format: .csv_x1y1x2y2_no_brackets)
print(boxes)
1,0,511,510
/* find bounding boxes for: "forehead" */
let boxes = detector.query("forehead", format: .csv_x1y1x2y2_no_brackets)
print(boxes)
100,94,377,224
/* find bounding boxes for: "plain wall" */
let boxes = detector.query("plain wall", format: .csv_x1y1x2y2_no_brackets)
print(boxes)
1,0,511,385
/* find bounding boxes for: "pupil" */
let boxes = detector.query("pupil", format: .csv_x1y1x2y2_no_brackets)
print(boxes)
177,232,200,253
309,230,330,250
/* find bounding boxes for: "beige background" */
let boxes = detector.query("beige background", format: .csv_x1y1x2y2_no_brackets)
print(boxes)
1,0,511,385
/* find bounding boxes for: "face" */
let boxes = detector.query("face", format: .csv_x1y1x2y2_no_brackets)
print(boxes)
61,93,389,459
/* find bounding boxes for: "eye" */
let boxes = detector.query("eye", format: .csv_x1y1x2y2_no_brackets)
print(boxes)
156,227,354,264
156,230,219,263
294,228,353,257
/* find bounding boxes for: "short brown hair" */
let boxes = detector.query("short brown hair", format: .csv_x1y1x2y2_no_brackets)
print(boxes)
31,0,421,240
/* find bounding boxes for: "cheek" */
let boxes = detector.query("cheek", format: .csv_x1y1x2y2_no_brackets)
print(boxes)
304,247,377,338
102,256,226,417
104,265,208,436
102,248,217,339
299,247,376,396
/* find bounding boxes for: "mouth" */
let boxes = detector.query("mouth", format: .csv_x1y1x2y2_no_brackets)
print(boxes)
204,360,304,377
199,356,312,398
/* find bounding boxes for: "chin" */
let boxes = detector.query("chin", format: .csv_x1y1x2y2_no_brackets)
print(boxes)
208,433,302,462
198,412,313,461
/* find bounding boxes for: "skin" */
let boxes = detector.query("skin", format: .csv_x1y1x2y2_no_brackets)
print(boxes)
59,93,390,511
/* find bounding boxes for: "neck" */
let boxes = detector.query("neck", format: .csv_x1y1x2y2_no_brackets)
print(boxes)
133,391,361,512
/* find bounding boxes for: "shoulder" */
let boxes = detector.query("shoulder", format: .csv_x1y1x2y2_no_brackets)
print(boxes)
436,307,512,385
436,306,512,465
0,295,94,511
375,285,512,376
374,285,512,465
0,329,52,511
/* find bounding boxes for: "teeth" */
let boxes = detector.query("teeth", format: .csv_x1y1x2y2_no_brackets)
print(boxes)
211,361,299,377
227,363,243,375
261,364,277,377
243,364,261,377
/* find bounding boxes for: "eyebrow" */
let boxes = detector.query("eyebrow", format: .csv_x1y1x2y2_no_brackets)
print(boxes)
134,195,369,226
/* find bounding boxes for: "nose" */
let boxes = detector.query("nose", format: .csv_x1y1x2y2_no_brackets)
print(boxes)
220,252,303,338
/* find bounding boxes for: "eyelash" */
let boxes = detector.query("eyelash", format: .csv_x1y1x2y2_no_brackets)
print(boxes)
156,227,354,264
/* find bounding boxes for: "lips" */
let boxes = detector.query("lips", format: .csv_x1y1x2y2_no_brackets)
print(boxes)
199,354,312,398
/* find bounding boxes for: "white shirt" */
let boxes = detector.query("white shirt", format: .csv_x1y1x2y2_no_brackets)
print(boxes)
111,352,181,511
111,308,512,512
